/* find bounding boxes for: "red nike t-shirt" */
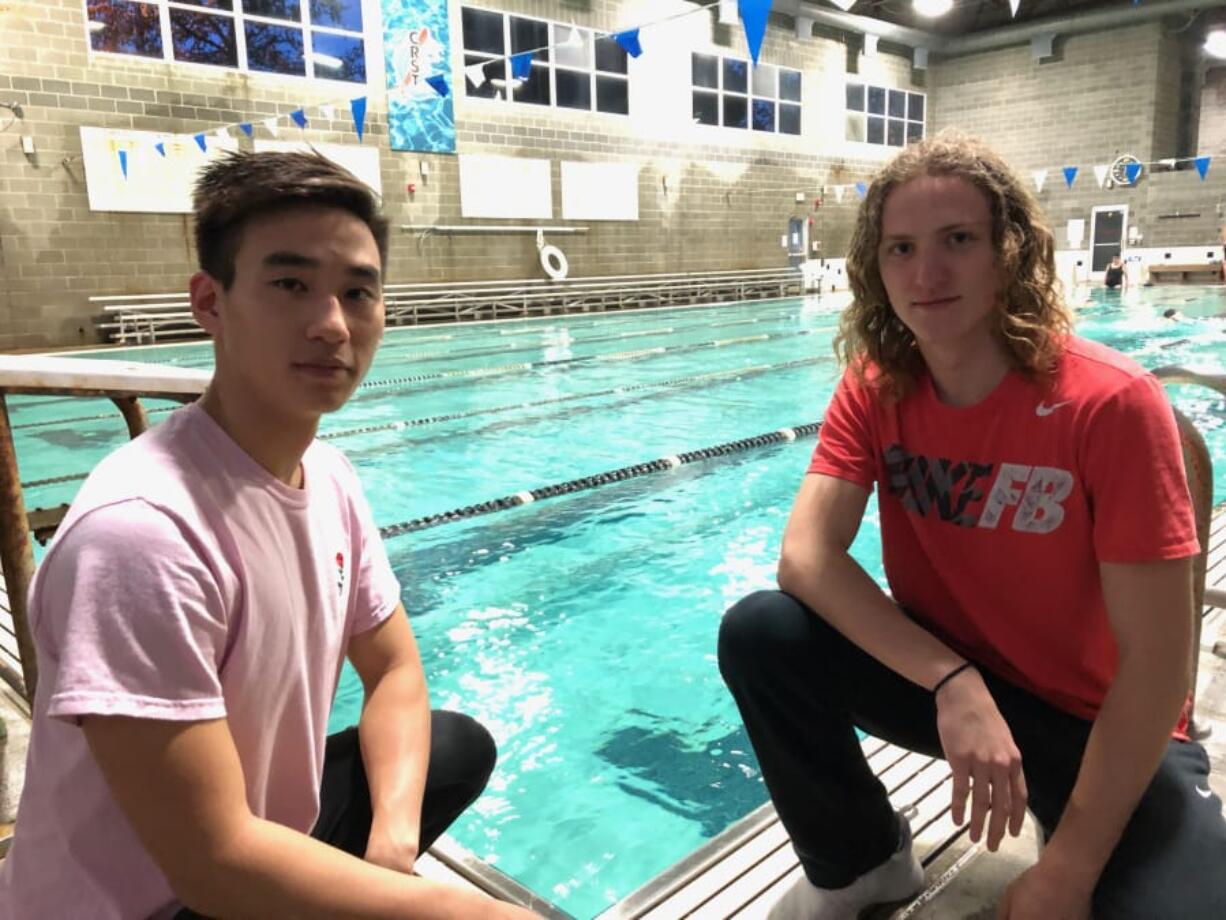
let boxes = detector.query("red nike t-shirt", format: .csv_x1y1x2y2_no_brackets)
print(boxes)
809,336,1199,727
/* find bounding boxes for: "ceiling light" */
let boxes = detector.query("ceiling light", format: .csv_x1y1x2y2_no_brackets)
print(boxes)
1206,30,1226,59
913,0,953,16
88,20,106,32
828,0,857,10
312,52,343,70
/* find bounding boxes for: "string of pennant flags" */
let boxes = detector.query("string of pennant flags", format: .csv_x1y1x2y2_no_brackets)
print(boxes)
814,153,1215,204
109,0,1178,189
110,0,762,180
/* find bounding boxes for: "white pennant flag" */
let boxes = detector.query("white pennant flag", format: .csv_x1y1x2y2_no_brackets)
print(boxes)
321,104,335,121
214,126,230,141
1093,164,1109,188
264,116,279,137
465,61,489,88
1009,0,1021,16
564,26,583,48
1032,169,1047,193
834,185,845,203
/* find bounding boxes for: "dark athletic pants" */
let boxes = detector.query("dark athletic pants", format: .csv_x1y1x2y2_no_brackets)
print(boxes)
174,709,495,919
718,590,1226,919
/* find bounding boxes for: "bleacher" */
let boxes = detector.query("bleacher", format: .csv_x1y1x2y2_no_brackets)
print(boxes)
90,268,804,344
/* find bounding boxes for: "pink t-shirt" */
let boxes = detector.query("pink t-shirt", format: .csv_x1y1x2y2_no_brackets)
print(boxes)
0,403,401,920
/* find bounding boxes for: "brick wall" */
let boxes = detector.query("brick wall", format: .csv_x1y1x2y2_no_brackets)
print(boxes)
930,22,1223,252
0,0,1217,349
1199,66,1226,158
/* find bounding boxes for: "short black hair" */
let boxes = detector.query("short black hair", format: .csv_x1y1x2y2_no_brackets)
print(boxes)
193,150,389,289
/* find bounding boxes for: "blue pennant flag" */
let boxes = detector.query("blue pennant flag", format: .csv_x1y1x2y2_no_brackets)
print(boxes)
290,108,308,129
1196,155,1212,180
426,74,449,97
351,96,367,142
613,29,642,58
154,141,166,158
239,122,254,138
511,51,534,80
1125,161,1142,184
739,0,773,66
1063,166,1078,188
194,133,207,153
854,181,867,199
118,149,128,179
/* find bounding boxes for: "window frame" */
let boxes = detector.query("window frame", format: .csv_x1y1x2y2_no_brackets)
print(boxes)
83,0,369,85
460,5,630,118
690,52,801,136
845,80,925,149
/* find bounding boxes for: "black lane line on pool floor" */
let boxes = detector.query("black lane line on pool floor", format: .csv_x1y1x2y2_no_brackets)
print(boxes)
377,421,822,539
10,320,822,432
17,358,826,490
371,307,805,366
353,327,821,401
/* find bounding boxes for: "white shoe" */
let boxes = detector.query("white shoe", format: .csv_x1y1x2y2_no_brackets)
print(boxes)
766,814,924,920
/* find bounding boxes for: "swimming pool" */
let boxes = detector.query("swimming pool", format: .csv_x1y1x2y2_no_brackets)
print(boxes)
11,285,1226,918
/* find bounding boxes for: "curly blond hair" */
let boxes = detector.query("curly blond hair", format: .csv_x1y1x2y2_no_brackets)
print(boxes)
836,131,1072,398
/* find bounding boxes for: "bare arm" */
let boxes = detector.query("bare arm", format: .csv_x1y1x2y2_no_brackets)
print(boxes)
349,603,432,872
82,716,537,919
778,473,968,690
779,473,1027,849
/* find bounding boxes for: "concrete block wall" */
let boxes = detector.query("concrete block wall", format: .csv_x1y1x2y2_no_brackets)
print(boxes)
0,0,1217,349
930,22,1226,256
0,0,924,349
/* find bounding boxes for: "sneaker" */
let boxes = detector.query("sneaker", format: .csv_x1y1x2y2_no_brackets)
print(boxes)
766,813,925,920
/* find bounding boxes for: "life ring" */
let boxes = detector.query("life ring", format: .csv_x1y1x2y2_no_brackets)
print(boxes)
540,244,569,281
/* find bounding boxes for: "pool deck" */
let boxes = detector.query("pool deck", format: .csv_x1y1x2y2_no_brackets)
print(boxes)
412,506,1226,919
0,495,1223,919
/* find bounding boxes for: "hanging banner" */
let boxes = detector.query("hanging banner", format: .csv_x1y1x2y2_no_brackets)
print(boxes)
1032,169,1047,193
383,0,456,153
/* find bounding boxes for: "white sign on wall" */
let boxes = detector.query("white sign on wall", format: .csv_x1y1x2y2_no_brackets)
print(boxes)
252,140,382,196
459,154,552,219
560,161,640,221
80,126,239,214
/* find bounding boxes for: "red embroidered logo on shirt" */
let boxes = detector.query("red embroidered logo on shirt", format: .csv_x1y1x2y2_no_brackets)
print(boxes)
335,551,346,595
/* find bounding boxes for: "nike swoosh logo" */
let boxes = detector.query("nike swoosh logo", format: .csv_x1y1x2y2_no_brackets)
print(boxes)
1036,400,1073,417
1196,785,1214,799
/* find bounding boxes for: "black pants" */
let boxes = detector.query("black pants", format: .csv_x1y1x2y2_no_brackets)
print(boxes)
718,590,1226,919
175,709,495,919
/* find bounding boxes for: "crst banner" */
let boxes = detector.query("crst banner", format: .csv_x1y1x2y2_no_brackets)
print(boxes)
382,0,455,153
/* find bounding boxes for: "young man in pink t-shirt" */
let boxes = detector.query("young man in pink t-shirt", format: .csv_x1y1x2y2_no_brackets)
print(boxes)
720,135,1225,920
0,152,540,920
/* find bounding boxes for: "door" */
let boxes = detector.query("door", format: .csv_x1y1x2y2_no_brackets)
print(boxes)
1090,206,1127,272
787,217,805,267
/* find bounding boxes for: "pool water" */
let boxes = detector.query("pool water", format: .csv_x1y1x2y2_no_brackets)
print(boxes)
11,285,1226,918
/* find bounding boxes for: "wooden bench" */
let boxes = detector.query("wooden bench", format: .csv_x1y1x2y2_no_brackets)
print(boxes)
1148,263,1221,284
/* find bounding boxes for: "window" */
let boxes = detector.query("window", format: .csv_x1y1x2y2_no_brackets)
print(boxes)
846,82,924,147
84,0,366,83
461,6,629,116
691,53,801,135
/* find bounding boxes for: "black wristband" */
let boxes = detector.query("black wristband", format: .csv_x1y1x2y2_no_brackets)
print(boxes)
933,660,974,695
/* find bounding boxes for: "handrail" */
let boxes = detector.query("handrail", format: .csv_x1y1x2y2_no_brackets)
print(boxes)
1154,364,1222,739
0,356,210,700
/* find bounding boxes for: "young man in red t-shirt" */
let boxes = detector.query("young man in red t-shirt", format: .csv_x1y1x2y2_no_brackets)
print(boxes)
719,134,1225,920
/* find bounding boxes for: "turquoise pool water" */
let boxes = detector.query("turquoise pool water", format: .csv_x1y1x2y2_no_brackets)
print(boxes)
11,285,1226,918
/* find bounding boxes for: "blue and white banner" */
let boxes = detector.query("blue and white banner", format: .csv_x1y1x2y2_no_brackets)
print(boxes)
382,0,456,153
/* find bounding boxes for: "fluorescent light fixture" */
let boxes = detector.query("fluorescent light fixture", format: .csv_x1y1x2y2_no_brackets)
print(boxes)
829,0,857,10
88,20,106,32
1206,30,1226,59
312,52,343,70
913,0,953,16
